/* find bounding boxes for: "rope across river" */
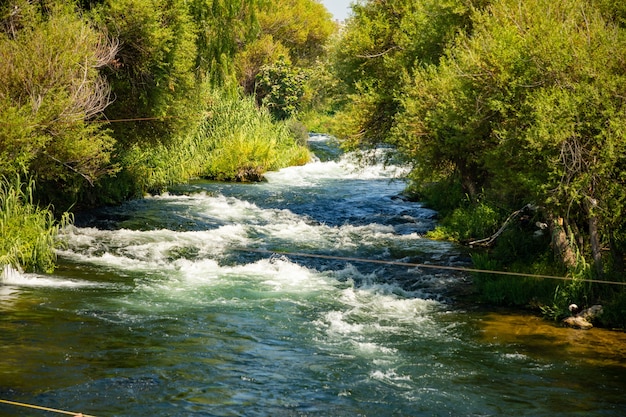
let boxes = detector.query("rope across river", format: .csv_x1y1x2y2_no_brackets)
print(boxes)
232,247,626,287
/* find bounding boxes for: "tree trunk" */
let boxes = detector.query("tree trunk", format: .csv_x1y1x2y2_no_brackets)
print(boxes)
550,216,577,269
462,174,479,203
586,198,603,276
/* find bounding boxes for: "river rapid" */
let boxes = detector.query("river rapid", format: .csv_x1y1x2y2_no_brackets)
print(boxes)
1,135,626,417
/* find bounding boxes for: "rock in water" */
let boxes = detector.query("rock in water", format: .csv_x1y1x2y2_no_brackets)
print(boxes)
563,315,593,330
562,305,603,330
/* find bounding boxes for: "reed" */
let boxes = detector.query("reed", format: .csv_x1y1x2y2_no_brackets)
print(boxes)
0,177,69,273
197,89,310,181
121,88,311,194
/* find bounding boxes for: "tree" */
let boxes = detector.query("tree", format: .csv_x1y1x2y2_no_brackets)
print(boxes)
234,0,335,106
189,0,261,86
92,0,199,148
394,0,626,273
0,0,118,199
255,56,306,119
331,0,483,148
256,0,335,66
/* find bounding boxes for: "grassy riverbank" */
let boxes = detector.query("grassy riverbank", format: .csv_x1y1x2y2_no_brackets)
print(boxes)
417,192,626,330
91,89,311,205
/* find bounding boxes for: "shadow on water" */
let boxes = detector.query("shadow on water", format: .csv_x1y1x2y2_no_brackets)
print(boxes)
474,309,626,368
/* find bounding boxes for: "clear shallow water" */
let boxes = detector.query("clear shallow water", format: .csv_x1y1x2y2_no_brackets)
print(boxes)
1,135,625,417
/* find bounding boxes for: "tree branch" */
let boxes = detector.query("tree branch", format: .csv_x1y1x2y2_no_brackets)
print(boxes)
469,204,535,247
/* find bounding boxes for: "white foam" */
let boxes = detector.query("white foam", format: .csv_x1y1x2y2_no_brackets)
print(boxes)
370,369,412,382
265,146,409,186
1,264,100,288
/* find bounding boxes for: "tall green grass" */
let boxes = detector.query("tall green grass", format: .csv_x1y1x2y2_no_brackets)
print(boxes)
0,177,69,273
119,88,311,195
197,89,310,181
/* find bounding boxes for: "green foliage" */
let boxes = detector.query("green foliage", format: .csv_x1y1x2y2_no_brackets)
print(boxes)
403,0,626,240
256,0,335,66
471,253,561,307
0,0,117,202
331,0,480,146
426,201,502,242
601,289,626,329
104,87,310,194
234,0,336,126
0,177,70,273
256,56,307,120
198,89,310,181
236,33,290,94
92,0,200,148
406,176,465,216
297,49,348,133
190,0,261,85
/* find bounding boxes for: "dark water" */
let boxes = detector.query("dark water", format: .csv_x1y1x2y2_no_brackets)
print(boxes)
1,135,625,417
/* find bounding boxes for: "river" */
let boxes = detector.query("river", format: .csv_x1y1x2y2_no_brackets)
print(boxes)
1,135,625,417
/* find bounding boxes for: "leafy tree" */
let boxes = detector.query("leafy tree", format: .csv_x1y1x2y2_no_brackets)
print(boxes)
0,0,118,200
91,0,199,148
331,0,483,147
189,0,261,85
395,0,626,274
235,33,290,95
255,56,306,119
234,0,335,113
256,0,335,66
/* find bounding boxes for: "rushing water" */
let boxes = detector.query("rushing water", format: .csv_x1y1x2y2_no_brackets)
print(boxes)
1,135,626,417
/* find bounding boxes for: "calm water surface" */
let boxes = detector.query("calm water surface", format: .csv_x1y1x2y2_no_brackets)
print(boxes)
1,136,625,416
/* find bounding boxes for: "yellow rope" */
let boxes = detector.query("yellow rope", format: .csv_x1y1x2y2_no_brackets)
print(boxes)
235,247,626,287
0,399,97,417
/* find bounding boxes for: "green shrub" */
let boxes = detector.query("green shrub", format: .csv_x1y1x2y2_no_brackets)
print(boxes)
601,289,626,329
426,201,502,242
0,1,118,206
255,56,307,120
471,252,561,307
408,177,465,217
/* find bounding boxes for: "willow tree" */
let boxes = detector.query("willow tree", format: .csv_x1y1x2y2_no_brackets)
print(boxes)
190,0,262,86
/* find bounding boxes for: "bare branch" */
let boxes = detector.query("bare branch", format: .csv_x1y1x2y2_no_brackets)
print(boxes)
356,46,401,59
